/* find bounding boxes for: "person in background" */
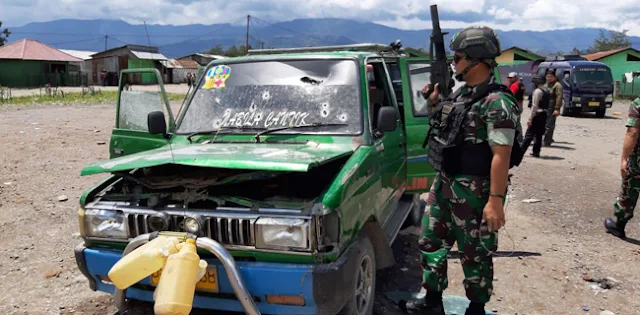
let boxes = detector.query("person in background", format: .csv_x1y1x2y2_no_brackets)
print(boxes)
507,72,525,111
543,70,563,146
520,75,550,157
605,96,640,240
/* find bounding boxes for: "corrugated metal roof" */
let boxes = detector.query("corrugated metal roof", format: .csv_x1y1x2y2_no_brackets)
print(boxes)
0,39,83,62
160,59,183,68
178,59,200,68
131,50,167,60
197,53,227,59
583,47,640,61
60,49,97,60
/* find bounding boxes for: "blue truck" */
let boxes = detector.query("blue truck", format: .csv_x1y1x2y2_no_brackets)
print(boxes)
534,55,614,118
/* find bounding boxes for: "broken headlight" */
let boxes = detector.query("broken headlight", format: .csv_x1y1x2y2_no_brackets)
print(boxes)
254,218,310,250
82,209,128,239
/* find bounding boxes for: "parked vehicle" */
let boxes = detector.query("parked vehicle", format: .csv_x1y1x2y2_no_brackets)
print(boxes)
73,42,504,315
534,55,614,117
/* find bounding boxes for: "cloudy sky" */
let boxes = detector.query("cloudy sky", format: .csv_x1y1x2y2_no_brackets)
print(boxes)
2,0,640,36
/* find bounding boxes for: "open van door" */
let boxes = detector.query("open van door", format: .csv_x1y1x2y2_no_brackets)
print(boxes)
109,68,177,159
398,57,436,194
398,59,503,194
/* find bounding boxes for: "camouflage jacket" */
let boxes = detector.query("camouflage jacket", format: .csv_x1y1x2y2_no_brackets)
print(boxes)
625,97,640,172
435,76,521,196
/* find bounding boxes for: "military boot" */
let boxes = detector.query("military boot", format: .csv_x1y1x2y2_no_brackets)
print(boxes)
464,302,486,315
398,291,445,315
604,217,627,239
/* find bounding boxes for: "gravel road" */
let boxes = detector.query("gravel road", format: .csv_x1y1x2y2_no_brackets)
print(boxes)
0,98,638,315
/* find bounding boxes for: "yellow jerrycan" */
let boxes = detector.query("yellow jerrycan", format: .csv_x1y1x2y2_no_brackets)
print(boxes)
108,235,181,290
154,238,205,315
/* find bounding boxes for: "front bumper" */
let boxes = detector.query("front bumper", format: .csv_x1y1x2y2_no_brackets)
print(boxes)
570,100,612,111
74,238,358,315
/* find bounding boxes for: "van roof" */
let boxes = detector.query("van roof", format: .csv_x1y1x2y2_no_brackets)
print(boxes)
538,60,609,68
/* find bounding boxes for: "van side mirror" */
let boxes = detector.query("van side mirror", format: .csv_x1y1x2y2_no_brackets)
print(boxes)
377,106,397,133
148,111,167,136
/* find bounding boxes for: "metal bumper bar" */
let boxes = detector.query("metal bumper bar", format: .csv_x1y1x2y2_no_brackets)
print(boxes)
113,233,261,315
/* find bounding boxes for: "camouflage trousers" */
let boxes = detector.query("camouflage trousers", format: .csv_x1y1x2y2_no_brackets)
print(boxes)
419,173,498,304
613,168,640,224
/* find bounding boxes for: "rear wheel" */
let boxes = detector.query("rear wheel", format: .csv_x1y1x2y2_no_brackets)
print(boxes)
339,237,376,315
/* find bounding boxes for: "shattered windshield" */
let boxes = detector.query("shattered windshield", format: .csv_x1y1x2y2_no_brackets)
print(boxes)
573,66,613,85
177,59,362,135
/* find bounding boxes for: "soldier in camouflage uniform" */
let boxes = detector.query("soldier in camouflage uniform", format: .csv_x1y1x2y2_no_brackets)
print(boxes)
399,26,521,315
605,97,640,239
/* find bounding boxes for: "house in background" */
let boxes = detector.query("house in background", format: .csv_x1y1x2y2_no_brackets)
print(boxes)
0,39,82,88
496,46,545,65
177,53,227,67
89,44,168,86
60,49,96,86
159,59,200,84
583,47,640,98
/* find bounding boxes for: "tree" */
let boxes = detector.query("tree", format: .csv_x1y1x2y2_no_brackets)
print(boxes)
586,29,631,53
571,47,582,55
203,44,224,55
0,21,10,46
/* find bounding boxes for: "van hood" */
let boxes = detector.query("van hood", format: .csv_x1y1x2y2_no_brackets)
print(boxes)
80,142,354,176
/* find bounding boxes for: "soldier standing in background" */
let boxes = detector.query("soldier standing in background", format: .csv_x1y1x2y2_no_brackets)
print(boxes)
605,96,640,239
399,26,521,315
520,75,550,157
543,69,563,146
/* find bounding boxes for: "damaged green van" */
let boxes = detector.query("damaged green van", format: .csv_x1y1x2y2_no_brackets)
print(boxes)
73,43,492,315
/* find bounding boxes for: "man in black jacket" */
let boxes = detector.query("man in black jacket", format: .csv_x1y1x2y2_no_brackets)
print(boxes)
520,75,550,157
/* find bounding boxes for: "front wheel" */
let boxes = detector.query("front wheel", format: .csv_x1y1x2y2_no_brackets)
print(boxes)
596,108,606,118
339,237,376,315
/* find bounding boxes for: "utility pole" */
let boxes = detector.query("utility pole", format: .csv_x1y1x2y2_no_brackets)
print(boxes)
104,35,108,51
261,41,264,49
245,15,250,55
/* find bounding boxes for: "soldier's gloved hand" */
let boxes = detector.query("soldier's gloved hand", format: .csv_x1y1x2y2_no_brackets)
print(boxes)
421,83,440,104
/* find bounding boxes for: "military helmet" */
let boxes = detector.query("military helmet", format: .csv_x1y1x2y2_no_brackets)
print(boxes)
449,26,501,60
532,75,544,84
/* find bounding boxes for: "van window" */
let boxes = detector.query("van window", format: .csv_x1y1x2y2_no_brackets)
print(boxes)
573,66,613,85
406,62,431,117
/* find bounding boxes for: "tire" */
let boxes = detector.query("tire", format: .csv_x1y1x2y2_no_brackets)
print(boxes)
401,194,424,229
338,237,376,315
596,108,606,118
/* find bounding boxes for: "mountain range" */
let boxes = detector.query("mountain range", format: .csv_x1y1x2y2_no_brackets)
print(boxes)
5,18,640,59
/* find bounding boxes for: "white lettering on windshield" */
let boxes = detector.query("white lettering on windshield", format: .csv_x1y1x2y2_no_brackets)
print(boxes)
220,110,310,128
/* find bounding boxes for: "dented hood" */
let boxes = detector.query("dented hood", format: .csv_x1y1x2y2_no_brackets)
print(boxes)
80,142,354,176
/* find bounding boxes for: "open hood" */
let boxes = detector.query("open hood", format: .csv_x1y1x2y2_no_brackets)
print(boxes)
80,142,354,176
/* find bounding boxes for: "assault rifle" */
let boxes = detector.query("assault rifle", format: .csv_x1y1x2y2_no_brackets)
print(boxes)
425,4,453,100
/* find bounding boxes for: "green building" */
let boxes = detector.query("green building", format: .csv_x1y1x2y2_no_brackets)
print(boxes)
584,48,640,98
496,46,544,66
0,39,83,88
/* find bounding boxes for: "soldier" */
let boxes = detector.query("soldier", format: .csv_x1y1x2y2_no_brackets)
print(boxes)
520,75,550,157
605,96,640,239
399,26,521,315
543,69,563,146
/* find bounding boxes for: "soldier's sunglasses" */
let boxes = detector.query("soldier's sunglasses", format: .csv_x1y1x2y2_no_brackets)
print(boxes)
453,54,465,63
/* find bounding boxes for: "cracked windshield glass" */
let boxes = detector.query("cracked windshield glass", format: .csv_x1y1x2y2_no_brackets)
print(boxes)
177,59,362,135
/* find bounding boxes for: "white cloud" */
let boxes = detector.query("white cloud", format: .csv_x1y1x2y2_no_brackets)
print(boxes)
2,0,640,37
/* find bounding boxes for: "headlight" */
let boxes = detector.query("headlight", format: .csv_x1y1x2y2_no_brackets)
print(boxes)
83,209,127,239
572,96,581,102
605,94,613,102
255,218,310,250
183,214,205,235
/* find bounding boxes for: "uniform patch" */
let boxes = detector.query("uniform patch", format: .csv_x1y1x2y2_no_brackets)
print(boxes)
203,65,231,89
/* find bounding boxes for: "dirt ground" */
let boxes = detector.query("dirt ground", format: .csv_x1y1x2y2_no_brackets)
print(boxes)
1,98,639,315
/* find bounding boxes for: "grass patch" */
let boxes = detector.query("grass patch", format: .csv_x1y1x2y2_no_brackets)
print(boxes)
0,90,188,106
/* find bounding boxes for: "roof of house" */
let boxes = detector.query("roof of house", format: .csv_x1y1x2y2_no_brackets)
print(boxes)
0,39,82,62
501,46,544,59
131,50,167,60
583,47,640,61
60,49,97,60
178,59,200,68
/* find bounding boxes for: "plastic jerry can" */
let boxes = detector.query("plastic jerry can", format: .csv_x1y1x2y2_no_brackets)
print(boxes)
108,236,181,290
154,238,202,315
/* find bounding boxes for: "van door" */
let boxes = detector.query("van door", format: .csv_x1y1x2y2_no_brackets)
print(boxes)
109,68,176,158
398,57,435,193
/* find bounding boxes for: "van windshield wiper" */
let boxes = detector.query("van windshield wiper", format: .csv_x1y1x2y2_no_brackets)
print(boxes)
186,126,267,143
254,123,348,143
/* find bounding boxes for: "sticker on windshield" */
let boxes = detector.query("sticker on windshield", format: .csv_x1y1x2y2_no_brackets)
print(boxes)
203,65,231,89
